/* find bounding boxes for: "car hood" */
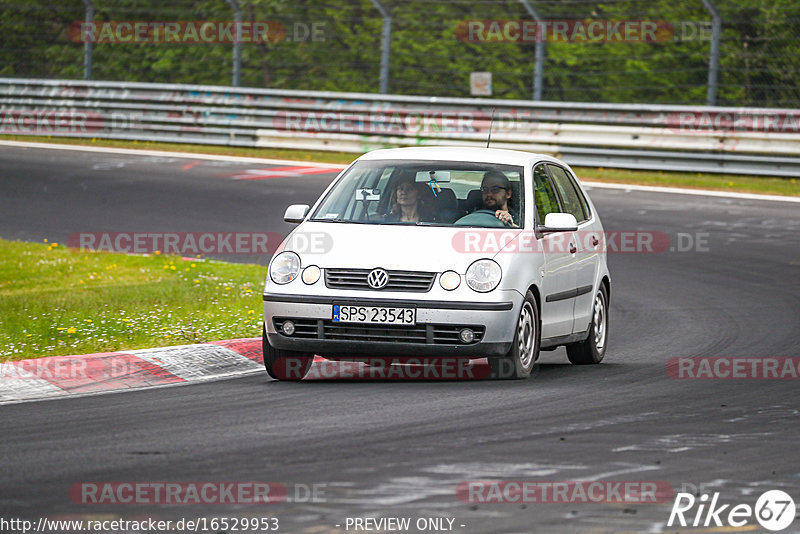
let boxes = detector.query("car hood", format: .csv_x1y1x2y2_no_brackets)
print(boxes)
282,221,520,273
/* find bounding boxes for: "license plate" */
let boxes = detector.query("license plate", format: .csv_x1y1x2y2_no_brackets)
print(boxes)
333,305,416,325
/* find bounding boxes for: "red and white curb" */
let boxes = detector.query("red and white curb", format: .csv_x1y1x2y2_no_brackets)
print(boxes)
0,338,266,405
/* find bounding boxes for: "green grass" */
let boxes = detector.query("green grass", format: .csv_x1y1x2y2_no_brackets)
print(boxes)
577,166,800,197
0,239,266,361
3,133,799,197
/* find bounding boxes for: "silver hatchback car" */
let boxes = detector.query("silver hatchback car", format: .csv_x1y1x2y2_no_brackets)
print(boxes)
263,147,610,380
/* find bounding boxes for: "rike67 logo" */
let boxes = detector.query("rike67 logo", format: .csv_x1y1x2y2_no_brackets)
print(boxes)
668,490,796,531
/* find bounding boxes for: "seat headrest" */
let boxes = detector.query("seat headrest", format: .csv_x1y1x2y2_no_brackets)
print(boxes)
436,188,457,209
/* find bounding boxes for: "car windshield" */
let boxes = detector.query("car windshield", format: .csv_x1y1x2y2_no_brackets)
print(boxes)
310,159,524,227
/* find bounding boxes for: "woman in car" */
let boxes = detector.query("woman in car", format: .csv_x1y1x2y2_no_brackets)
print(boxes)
385,175,436,223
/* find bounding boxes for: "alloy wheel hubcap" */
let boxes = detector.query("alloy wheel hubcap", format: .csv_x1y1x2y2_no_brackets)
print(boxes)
593,292,607,351
518,302,535,368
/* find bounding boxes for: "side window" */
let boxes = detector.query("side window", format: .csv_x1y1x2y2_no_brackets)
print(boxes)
533,164,560,223
547,165,588,223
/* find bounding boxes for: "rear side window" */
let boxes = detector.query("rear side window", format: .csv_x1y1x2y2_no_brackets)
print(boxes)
533,164,560,223
547,165,590,223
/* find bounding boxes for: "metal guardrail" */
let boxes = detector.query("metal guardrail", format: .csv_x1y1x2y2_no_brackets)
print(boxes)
2,78,800,177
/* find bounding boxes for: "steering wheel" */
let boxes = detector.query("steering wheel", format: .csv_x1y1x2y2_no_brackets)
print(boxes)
454,209,509,227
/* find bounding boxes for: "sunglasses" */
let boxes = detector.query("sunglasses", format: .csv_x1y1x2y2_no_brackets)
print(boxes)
480,186,508,194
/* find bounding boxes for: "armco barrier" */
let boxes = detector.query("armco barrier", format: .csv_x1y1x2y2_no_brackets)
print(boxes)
2,78,800,177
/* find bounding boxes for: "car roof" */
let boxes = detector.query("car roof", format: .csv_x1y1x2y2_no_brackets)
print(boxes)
357,146,561,167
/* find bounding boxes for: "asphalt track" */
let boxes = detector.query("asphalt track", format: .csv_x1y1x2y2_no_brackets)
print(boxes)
1,144,800,533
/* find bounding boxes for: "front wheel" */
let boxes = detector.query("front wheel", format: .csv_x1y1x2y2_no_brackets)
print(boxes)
566,285,608,365
262,326,313,380
490,291,540,379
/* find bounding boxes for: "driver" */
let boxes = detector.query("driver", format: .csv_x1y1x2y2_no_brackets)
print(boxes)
480,170,519,227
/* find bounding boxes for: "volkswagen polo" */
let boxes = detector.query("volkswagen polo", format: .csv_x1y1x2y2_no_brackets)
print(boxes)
262,147,610,380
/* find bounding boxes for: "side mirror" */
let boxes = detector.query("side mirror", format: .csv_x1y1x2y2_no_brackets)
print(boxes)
538,213,578,234
284,204,310,224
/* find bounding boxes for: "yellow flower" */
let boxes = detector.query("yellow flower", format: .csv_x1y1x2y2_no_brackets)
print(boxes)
193,279,200,283
85,319,92,323
191,263,196,268
79,280,85,284
170,266,176,270
163,265,169,270
57,327,66,331
154,250,161,255
185,268,190,271
224,286,231,290
52,243,58,247
43,238,48,243
247,310,255,314
67,327,76,333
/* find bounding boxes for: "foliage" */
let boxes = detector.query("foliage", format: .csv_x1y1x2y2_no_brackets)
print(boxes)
1,0,798,106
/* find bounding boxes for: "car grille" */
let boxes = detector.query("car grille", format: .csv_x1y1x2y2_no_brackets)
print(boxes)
324,269,435,292
274,318,484,345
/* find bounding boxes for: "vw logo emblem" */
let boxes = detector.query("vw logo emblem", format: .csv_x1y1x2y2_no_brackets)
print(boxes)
367,268,389,289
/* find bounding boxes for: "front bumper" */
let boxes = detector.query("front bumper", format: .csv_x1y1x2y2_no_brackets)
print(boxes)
263,292,522,358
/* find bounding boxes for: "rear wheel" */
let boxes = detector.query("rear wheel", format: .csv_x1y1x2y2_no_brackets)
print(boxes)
490,291,539,379
262,326,313,380
566,285,608,365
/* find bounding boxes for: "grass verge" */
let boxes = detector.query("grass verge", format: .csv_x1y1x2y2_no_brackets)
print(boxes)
0,238,265,361
2,134,798,197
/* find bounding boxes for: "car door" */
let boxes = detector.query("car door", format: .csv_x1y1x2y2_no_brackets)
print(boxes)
533,163,576,339
546,164,600,335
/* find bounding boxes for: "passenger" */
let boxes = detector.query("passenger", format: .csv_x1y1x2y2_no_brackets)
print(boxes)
480,170,519,227
385,176,435,223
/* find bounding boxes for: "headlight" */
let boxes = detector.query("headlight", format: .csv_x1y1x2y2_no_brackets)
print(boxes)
302,265,321,285
439,270,461,291
269,252,301,284
465,259,502,292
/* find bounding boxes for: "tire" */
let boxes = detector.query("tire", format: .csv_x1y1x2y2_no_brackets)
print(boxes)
566,284,608,365
490,291,540,379
262,326,313,380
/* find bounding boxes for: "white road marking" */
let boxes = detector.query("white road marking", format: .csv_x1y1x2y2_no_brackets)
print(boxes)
583,180,800,203
3,140,798,202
